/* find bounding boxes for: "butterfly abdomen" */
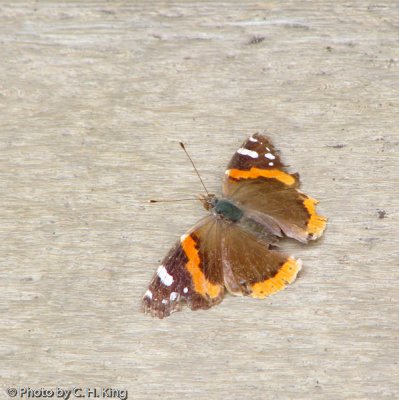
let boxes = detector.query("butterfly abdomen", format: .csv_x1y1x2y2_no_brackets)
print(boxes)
213,199,243,222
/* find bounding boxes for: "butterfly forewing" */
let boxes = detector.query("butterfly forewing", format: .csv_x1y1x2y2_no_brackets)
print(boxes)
225,133,290,174
142,217,224,318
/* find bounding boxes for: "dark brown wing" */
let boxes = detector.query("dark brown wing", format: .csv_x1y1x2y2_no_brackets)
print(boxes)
223,133,327,242
142,216,225,318
221,222,302,298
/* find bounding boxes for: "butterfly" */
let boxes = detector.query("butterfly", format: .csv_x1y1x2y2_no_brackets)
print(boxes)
142,133,327,318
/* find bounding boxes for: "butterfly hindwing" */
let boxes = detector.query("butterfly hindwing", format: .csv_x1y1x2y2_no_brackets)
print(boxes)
142,217,224,318
222,223,302,298
223,133,327,242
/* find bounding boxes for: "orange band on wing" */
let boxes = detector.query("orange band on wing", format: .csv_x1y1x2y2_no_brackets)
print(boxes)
303,197,327,238
251,258,302,299
227,167,296,186
181,235,221,299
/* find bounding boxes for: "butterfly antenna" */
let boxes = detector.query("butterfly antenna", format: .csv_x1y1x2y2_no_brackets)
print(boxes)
149,198,198,203
179,141,209,195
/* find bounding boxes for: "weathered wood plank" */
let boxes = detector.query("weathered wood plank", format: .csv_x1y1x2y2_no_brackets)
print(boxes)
1,2,398,399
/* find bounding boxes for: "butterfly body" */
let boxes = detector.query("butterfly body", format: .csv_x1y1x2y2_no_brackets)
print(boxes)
142,133,327,318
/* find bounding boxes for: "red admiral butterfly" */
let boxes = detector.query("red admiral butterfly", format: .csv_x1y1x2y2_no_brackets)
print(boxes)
142,133,327,318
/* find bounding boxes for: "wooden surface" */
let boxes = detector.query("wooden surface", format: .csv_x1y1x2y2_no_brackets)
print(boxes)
1,2,398,399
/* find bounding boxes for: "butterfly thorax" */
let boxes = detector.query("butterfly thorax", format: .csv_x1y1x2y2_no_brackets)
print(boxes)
199,194,243,222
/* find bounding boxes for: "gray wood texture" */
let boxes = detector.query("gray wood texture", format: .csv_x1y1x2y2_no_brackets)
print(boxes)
1,2,398,399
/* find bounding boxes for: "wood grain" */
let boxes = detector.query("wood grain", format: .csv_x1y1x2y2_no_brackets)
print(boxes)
1,2,398,399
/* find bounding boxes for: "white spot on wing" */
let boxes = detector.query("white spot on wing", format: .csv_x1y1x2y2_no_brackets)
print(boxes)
268,162,274,166
265,153,275,160
225,169,231,175
144,290,153,300
157,265,174,286
170,292,178,301
183,287,188,294
162,299,168,305
180,233,188,243
237,148,259,158
249,136,258,143
266,147,271,151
